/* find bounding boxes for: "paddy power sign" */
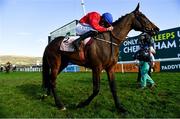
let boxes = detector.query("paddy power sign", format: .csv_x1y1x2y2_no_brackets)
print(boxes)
119,27,180,72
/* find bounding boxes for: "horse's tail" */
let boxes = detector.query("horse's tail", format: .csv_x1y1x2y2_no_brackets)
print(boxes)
42,52,50,90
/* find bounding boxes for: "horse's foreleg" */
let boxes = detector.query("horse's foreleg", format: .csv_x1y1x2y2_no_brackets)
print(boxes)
106,68,127,113
77,68,101,108
50,69,65,110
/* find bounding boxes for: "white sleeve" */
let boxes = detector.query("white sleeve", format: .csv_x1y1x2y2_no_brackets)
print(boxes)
150,46,156,54
150,53,155,61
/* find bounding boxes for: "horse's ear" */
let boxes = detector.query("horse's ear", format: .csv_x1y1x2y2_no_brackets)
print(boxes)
134,3,140,12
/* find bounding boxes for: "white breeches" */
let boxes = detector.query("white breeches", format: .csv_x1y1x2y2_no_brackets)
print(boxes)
75,23,96,35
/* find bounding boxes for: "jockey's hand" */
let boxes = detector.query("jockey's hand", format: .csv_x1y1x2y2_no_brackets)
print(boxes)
107,26,114,31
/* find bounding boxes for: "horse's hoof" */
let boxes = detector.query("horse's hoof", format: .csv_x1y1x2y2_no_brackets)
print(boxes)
60,107,66,111
118,108,129,116
40,94,48,100
76,104,82,108
77,100,90,108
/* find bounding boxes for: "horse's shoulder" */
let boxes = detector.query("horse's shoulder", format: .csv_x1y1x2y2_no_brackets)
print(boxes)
94,32,110,40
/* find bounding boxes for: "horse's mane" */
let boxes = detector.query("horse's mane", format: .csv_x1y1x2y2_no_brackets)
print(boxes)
112,13,130,26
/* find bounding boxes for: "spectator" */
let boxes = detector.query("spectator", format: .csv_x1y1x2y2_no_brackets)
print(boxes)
134,33,156,89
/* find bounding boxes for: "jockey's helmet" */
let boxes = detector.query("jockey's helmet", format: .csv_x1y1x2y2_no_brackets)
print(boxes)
102,12,113,24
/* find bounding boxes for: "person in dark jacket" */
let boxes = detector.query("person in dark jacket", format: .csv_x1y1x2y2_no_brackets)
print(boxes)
134,33,156,89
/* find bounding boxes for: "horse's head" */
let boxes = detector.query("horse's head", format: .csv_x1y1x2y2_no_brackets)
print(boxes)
131,3,159,35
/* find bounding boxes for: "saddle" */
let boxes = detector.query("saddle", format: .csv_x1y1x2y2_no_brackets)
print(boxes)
60,36,93,60
60,36,93,51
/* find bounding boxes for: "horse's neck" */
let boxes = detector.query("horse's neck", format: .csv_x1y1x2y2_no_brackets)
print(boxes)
112,14,134,44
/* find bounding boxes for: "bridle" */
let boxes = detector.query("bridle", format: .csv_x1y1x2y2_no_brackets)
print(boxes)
133,12,154,34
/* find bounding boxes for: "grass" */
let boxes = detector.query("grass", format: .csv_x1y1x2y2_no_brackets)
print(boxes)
0,72,179,118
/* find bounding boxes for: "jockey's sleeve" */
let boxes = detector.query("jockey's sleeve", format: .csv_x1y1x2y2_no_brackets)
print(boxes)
88,13,107,32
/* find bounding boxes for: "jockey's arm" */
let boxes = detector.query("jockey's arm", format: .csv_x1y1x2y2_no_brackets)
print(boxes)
88,14,107,32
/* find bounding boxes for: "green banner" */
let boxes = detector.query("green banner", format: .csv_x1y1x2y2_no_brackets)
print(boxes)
119,27,180,61
119,36,139,61
152,27,180,59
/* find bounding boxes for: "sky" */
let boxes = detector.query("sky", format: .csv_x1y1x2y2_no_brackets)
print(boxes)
0,0,179,57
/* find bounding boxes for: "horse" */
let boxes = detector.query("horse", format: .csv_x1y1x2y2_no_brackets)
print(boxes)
42,4,159,113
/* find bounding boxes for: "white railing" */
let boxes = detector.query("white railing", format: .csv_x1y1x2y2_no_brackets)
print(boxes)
118,57,180,64
154,57,180,62
16,67,42,72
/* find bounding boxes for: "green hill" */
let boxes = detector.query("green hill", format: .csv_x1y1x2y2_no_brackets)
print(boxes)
0,55,42,66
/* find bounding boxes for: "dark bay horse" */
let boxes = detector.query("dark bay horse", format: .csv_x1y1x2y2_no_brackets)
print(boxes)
42,4,159,112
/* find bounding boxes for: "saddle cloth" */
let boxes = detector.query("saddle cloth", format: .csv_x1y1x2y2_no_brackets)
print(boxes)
60,36,91,52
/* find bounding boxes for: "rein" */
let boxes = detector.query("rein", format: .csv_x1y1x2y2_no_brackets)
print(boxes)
95,37,118,46
94,32,120,58
94,30,124,46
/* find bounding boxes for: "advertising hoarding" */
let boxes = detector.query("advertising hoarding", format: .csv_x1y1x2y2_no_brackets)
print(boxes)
119,27,180,61
119,27,180,72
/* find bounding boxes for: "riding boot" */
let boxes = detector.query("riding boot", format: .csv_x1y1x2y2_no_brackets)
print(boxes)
73,31,97,51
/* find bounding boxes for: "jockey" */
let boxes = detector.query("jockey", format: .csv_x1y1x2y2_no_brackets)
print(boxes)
73,11,114,50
